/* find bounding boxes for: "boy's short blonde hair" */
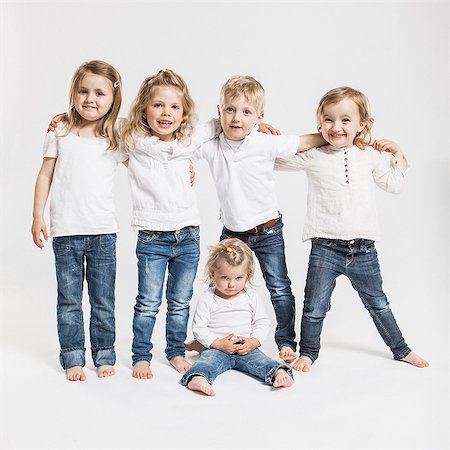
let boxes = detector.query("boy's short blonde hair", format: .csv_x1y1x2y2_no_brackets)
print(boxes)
317,86,374,149
205,238,255,285
219,75,265,115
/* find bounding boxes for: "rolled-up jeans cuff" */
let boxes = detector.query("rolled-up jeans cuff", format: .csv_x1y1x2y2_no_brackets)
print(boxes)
60,347,86,369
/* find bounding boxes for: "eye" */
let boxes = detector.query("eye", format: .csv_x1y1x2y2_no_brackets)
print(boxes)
172,105,181,110
78,88,88,94
236,276,244,280
153,103,162,108
225,107,235,113
220,276,228,280
96,91,105,96
342,118,350,123
243,110,252,116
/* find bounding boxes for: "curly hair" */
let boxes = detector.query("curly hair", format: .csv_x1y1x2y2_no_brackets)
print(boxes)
121,69,196,149
205,238,255,286
317,86,374,149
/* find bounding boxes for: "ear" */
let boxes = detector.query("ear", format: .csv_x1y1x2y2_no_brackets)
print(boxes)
256,111,264,124
358,120,366,133
217,104,221,119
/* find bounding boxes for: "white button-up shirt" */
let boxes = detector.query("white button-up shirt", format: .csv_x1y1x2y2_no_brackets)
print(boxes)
274,145,409,241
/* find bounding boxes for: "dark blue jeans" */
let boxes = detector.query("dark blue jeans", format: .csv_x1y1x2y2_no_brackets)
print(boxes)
180,348,293,386
132,226,200,364
220,219,296,351
53,234,117,369
300,238,411,362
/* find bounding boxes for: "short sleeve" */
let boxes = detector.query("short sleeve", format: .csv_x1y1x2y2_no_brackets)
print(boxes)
271,134,300,159
42,122,66,158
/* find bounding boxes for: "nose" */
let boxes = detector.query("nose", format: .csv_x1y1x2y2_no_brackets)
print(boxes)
227,279,235,288
86,92,96,103
331,121,341,131
231,111,241,122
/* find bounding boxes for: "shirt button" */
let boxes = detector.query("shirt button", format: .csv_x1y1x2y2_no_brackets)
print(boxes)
175,229,181,234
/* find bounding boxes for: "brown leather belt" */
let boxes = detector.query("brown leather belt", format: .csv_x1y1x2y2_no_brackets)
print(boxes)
245,217,280,234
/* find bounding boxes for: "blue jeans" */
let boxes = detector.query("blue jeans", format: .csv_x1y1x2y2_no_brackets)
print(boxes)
220,219,296,351
53,234,117,369
300,238,411,362
180,348,293,386
132,226,200,364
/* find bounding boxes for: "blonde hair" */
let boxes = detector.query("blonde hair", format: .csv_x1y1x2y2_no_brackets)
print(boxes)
63,60,122,150
121,69,196,149
219,75,265,115
317,86,374,149
205,238,255,286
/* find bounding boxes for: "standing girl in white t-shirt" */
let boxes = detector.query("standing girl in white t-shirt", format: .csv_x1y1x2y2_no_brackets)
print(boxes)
120,70,221,379
275,86,428,371
32,60,125,381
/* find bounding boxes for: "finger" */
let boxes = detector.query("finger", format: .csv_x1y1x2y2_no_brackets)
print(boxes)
43,227,49,241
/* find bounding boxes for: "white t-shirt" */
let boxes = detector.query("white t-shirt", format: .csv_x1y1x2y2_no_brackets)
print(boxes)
43,122,126,237
192,287,271,349
125,120,220,231
274,145,409,241
193,125,300,231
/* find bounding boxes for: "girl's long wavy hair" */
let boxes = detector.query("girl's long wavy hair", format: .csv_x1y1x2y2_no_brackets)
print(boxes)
121,69,196,149
62,60,122,150
205,238,255,287
317,86,374,149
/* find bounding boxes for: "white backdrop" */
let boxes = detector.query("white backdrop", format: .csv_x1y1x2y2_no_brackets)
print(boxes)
1,1,448,450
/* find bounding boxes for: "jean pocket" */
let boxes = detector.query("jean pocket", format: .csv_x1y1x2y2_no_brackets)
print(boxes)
52,237,70,256
137,230,162,244
189,226,200,243
100,233,117,253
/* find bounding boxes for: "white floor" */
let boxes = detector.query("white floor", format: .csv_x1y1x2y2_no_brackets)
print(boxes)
1,272,447,450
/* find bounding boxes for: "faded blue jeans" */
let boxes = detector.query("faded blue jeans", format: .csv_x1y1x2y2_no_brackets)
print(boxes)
180,348,293,386
53,234,117,369
220,219,296,351
132,226,200,365
300,238,411,362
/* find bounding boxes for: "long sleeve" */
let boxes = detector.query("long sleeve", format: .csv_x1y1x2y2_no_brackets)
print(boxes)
274,151,311,172
371,151,410,194
249,291,271,345
192,292,218,348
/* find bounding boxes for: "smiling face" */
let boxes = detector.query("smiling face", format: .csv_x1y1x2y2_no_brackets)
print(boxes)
143,86,184,142
218,94,263,141
212,261,248,300
74,72,114,123
319,97,366,148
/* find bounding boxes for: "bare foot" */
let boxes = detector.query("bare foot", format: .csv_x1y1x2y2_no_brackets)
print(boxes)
279,346,296,363
292,355,312,372
184,339,203,353
66,366,86,382
97,365,115,378
132,361,153,379
400,351,429,368
187,376,215,396
273,368,294,388
170,356,192,374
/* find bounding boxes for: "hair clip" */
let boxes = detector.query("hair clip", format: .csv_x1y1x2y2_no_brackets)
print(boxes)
226,247,233,253
113,80,120,89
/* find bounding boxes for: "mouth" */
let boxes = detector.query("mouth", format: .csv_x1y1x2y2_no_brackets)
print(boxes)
83,105,97,110
157,120,173,128
329,133,346,139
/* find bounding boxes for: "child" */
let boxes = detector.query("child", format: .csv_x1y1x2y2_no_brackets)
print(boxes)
181,238,294,396
120,69,223,379
32,60,125,381
275,86,429,371
191,75,326,363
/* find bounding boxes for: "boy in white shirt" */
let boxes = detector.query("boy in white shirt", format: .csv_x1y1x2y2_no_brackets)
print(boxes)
192,76,325,362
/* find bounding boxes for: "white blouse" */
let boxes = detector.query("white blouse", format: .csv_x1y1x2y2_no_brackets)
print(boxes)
274,145,409,241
